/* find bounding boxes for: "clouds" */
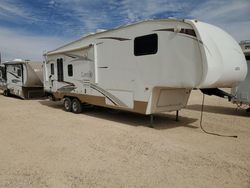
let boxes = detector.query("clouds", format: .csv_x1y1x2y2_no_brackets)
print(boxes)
188,0,250,41
189,0,250,23
1,0,249,37
0,26,70,62
53,0,249,41
0,0,30,21
0,0,249,61
119,0,188,22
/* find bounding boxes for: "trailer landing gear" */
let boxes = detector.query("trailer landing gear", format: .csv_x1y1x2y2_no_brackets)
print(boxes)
176,110,179,122
149,114,154,128
149,110,179,128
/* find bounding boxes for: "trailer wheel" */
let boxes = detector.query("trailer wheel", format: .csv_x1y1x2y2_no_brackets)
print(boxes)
72,98,82,113
64,97,72,112
3,90,9,97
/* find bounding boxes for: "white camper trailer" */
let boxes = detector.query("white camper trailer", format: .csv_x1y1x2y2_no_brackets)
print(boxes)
231,40,250,109
43,19,247,115
2,59,44,99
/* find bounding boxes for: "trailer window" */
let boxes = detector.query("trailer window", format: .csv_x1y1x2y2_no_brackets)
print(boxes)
57,58,64,82
68,64,73,77
0,67,6,80
17,69,21,77
134,34,158,56
180,29,196,37
51,63,54,75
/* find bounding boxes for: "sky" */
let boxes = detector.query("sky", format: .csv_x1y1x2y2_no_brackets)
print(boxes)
0,0,250,61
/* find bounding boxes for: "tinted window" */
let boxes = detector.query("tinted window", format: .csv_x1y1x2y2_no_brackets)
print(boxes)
1,67,6,80
17,69,21,77
0,68,6,79
180,29,196,37
68,64,73,76
134,34,158,56
57,58,64,82
51,63,54,75
246,55,250,60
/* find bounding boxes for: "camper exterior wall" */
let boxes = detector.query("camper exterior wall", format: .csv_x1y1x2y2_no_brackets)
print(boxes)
44,20,200,114
46,21,203,90
188,20,247,88
23,62,43,87
5,63,24,98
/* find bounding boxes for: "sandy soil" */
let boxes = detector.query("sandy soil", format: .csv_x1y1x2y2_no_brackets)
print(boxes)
0,90,249,188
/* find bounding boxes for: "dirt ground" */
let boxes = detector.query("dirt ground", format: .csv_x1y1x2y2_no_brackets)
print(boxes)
0,90,249,188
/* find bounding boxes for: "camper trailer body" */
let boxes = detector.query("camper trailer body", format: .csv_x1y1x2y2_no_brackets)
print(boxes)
231,40,250,105
44,19,247,114
2,60,44,99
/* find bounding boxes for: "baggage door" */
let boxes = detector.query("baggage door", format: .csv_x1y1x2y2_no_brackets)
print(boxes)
94,41,134,109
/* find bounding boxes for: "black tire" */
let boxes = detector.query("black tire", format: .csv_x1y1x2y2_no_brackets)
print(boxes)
64,97,72,112
3,89,9,97
71,98,82,113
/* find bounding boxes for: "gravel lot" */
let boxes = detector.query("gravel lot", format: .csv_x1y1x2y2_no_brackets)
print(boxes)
0,90,249,188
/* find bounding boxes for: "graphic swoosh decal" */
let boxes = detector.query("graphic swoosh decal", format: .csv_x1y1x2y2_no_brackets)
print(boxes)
12,79,21,83
57,79,128,108
7,71,20,79
153,28,174,32
98,37,131,41
57,81,76,92
90,83,128,108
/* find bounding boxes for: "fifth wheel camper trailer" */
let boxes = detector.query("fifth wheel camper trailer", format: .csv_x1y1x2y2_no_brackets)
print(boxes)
43,19,247,115
1,59,44,99
231,40,250,109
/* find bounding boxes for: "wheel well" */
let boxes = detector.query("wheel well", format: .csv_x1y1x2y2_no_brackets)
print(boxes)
63,96,75,100
63,96,86,105
45,92,58,101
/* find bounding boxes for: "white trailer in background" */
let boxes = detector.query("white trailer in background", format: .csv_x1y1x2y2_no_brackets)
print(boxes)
231,40,250,110
43,19,247,116
1,59,44,99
